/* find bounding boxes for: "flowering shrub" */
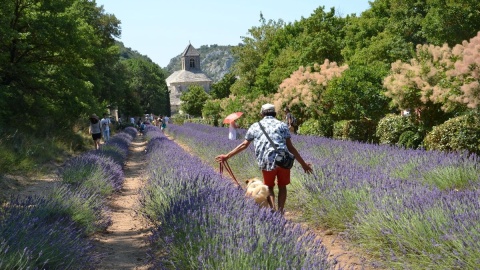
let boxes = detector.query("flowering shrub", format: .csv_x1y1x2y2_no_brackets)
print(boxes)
58,152,124,196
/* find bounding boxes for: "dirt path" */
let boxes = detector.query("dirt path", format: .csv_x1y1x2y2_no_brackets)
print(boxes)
93,136,152,270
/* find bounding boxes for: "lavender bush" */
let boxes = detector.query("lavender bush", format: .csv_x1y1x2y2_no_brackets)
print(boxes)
0,196,97,269
0,128,134,268
141,127,335,269
58,152,124,196
48,184,111,234
165,123,480,269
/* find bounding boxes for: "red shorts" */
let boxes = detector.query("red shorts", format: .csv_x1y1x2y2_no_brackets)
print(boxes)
262,167,291,187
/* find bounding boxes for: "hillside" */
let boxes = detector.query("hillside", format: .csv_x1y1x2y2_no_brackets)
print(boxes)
164,44,237,82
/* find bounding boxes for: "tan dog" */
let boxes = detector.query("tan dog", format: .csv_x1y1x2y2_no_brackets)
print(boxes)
245,178,270,208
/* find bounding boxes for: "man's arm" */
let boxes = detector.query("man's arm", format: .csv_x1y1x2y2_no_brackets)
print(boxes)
286,138,312,173
215,140,251,162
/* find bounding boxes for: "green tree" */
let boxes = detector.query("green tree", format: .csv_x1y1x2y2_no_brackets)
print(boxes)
122,58,170,116
422,0,480,46
230,13,285,96
210,73,236,99
323,62,390,121
202,99,222,125
0,0,120,135
180,85,210,116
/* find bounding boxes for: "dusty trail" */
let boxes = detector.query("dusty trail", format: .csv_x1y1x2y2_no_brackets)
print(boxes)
93,136,152,270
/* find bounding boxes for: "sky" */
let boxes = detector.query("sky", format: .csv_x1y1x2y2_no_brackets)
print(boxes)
95,0,372,68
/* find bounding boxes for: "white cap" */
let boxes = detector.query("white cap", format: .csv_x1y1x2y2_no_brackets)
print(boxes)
261,103,275,113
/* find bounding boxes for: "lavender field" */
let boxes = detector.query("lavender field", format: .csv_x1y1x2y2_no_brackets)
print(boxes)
0,127,136,269
140,126,335,269
164,123,480,269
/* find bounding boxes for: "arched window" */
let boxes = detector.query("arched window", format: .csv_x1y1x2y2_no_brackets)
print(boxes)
189,58,195,68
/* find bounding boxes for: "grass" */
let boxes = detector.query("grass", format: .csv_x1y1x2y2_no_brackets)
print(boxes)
421,165,479,190
0,128,90,175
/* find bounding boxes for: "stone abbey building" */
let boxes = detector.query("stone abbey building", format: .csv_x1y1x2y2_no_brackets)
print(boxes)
165,44,213,114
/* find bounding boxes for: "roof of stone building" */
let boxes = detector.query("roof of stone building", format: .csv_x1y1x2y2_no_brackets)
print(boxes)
166,70,212,85
182,44,200,57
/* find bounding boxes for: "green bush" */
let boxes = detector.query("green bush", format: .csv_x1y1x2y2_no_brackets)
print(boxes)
333,119,377,142
423,113,480,154
376,113,419,145
397,130,423,149
297,116,333,137
171,114,186,125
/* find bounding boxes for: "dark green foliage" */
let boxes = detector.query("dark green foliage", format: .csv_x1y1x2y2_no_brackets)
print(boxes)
298,116,334,137
121,58,170,116
422,0,480,46
210,73,236,99
231,8,347,96
201,99,222,125
397,130,423,149
0,0,121,136
423,113,480,154
323,62,390,121
180,85,210,117
333,119,378,143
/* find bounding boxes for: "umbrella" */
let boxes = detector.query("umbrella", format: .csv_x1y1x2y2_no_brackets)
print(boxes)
223,112,243,124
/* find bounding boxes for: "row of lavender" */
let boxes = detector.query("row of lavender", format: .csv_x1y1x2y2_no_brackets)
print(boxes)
166,123,480,269
140,126,336,269
0,127,136,269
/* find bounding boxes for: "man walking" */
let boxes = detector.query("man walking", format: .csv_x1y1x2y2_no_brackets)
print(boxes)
215,103,312,214
100,113,111,142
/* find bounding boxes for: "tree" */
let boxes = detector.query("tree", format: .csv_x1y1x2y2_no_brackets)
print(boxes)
180,85,210,116
122,58,170,116
210,73,236,99
422,0,480,46
273,60,348,123
382,33,480,131
202,99,222,124
323,62,390,121
0,0,120,135
230,13,285,96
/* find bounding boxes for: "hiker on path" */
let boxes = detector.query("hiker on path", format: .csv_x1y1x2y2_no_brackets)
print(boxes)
100,113,111,142
89,114,102,150
215,103,312,214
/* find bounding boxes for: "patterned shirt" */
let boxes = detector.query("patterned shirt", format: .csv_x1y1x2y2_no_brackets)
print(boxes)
245,116,291,171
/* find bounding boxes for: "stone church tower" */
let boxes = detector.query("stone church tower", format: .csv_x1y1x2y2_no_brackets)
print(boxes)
166,43,213,114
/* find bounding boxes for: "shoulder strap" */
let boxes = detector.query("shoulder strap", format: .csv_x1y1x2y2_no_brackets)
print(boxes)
258,122,278,151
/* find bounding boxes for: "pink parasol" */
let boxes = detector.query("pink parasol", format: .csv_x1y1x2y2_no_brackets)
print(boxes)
223,112,243,124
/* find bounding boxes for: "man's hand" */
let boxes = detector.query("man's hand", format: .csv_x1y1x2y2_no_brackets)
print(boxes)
215,154,228,163
301,163,313,174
